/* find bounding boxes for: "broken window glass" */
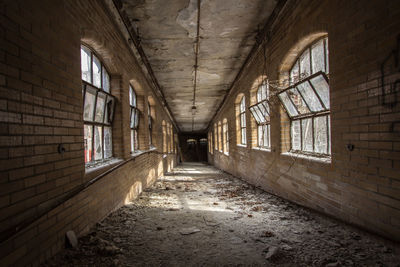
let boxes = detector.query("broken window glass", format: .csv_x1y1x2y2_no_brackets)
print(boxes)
84,125,93,163
288,88,310,114
92,55,101,88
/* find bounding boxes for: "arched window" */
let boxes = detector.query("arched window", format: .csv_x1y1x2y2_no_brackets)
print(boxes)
148,101,152,147
130,85,139,152
214,123,217,150
239,96,246,145
223,118,229,154
278,37,330,155
162,121,167,153
81,45,115,163
218,121,222,151
249,81,270,148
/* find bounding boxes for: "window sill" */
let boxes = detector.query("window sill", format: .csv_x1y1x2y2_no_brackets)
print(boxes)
223,152,229,156
252,147,271,152
236,144,247,148
85,157,124,180
281,151,331,164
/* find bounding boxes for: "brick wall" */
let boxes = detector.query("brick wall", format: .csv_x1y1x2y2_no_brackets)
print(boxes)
209,0,400,241
0,0,177,265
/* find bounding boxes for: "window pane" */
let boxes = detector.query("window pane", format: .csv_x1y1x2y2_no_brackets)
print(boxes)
240,97,245,112
288,88,310,114
311,39,325,74
92,55,101,88
257,102,269,117
325,38,329,74
279,91,299,117
310,74,330,109
290,60,299,84
94,92,106,123
104,126,112,158
299,48,311,79
254,106,266,123
84,125,93,163
291,120,301,150
302,118,313,152
83,87,96,121
134,109,139,128
81,46,91,83
130,108,136,128
314,116,328,154
130,86,137,107
131,130,135,152
328,115,331,154
94,126,103,160
296,81,323,112
258,125,263,147
240,113,246,127
102,66,110,93
250,107,262,124
241,128,246,144
264,124,270,148
261,101,270,115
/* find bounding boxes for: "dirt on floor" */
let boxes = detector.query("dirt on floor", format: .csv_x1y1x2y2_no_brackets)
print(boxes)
44,163,400,266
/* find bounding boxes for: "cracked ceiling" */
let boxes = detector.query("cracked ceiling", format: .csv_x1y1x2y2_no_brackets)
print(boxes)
119,0,278,132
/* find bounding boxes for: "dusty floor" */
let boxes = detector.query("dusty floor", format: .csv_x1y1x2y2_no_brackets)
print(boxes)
44,163,400,266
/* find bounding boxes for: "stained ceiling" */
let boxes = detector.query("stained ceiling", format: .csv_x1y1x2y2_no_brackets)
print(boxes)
119,0,277,132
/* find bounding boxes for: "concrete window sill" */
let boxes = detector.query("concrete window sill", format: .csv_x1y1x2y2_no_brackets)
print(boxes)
84,157,124,180
252,147,271,152
223,152,229,156
281,152,331,164
236,144,247,148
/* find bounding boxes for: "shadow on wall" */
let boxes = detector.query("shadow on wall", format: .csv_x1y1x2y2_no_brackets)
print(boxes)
179,133,208,162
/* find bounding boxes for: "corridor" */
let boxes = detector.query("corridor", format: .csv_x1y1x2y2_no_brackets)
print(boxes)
45,163,400,266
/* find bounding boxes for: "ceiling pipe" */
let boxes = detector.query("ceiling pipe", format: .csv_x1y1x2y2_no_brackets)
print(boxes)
191,0,201,132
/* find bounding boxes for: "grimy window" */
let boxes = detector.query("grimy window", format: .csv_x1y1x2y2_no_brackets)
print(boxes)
249,81,270,148
148,101,152,146
214,123,218,150
130,85,139,152
81,45,115,164
223,118,229,154
278,37,330,155
239,96,247,145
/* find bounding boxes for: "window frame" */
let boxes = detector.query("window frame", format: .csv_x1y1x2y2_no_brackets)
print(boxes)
81,45,115,164
129,85,140,153
249,81,271,149
223,119,229,155
148,101,153,147
239,96,247,145
279,36,331,156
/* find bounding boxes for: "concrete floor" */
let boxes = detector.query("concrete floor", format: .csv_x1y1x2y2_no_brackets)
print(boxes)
45,163,400,266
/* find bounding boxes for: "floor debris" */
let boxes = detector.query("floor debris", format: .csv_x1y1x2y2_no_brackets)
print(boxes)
44,163,400,266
